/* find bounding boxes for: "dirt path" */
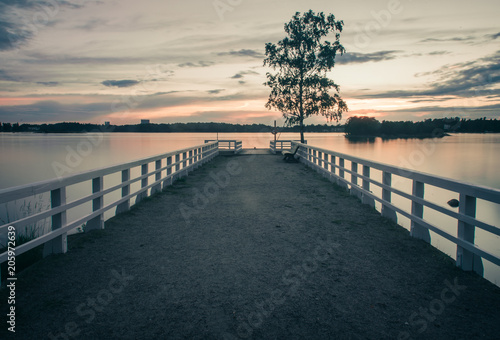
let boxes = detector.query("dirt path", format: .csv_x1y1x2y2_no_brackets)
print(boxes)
1,153,500,339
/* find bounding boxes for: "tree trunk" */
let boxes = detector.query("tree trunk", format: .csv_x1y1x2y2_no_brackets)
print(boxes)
300,117,304,143
299,66,305,144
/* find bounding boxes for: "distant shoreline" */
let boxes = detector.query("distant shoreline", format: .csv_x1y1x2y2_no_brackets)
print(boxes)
344,132,452,140
1,117,499,134
0,122,342,134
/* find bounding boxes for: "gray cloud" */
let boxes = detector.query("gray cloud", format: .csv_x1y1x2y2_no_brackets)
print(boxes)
360,51,500,99
36,81,59,87
0,18,31,51
0,100,111,122
485,32,500,40
74,17,108,31
178,61,214,68
207,89,224,94
169,109,277,124
21,52,145,65
123,90,261,111
419,32,500,45
350,103,500,122
101,80,140,88
409,97,457,103
428,50,450,56
217,49,264,59
386,103,500,118
0,69,19,81
0,0,90,50
420,36,475,43
230,70,259,79
336,50,400,65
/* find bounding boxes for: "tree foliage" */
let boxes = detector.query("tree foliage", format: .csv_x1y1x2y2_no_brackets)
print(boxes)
344,116,381,136
264,10,348,142
344,116,500,137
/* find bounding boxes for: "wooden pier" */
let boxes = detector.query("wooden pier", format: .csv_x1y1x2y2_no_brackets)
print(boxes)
1,141,500,339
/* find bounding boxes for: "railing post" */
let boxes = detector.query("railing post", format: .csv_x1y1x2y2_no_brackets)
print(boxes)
410,181,430,242
328,155,337,183
174,153,180,180
382,171,397,222
323,153,328,172
137,163,148,203
164,156,173,189
339,158,345,179
456,194,484,275
43,187,67,257
338,157,347,189
362,165,375,207
351,162,358,186
193,149,199,169
152,160,162,194
182,152,188,177
350,162,362,199
189,150,193,168
116,169,130,214
86,176,104,230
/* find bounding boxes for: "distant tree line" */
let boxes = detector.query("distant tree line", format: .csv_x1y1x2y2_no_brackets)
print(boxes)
0,121,343,133
1,118,499,134
344,117,500,137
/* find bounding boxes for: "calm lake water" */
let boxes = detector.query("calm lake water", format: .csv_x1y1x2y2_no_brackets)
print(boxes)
1,132,499,285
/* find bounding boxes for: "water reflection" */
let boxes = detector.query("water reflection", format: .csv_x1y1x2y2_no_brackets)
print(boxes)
344,135,376,143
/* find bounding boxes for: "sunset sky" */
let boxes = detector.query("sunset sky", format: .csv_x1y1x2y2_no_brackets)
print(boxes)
0,0,499,125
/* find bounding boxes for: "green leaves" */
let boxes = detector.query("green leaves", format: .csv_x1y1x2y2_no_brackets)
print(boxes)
264,10,347,130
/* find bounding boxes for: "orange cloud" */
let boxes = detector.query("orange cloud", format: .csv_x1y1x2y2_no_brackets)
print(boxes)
103,98,276,124
345,109,387,119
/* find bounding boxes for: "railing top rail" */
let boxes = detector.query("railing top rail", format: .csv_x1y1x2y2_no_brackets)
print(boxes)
293,142,500,203
204,140,242,143
0,141,218,204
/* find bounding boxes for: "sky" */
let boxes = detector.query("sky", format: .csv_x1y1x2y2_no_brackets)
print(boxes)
0,0,499,126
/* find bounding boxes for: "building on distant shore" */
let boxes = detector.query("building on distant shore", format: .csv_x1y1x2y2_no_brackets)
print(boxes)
104,121,110,127
141,119,150,125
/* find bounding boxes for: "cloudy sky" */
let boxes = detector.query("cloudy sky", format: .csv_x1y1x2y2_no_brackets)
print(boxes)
0,0,499,125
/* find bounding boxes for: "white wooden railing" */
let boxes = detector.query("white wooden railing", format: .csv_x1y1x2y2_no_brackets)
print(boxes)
0,141,219,276
292,141,500,276
270,140,306,154
205,140,242,153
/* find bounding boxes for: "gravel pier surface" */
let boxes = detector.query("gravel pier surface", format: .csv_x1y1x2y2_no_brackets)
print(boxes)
2,152,500,339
